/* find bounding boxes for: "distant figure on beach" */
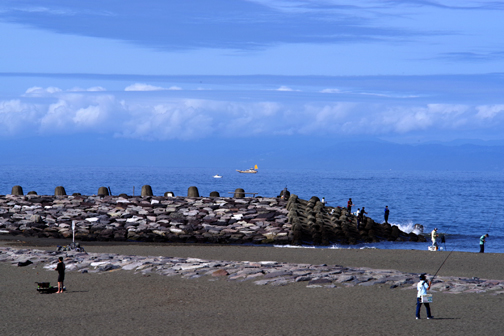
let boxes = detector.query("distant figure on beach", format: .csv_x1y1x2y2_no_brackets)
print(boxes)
347,198,353,213
321,197,326,205
431,228,439,251
54,256,65,293
416,274,434,320
384,206,390,224
479,234,489,253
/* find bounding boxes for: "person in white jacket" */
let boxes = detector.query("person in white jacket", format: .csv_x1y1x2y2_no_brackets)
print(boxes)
416,274,434,320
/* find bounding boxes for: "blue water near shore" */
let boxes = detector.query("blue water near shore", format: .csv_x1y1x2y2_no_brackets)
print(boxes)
1,166,503,253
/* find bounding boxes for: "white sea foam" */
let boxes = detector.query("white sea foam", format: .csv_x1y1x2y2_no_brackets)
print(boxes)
391,221,423,235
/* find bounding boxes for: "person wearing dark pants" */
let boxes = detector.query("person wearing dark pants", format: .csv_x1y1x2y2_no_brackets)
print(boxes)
416,274,433,320
54,256,65,293
479,234,489,253
384,206,390,224
347,198,353,214
357,207,367,231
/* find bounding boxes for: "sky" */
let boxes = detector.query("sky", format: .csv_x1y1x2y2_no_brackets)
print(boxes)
1,0,504,169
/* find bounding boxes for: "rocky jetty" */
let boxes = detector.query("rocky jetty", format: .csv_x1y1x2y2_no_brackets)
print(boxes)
286,195,426,245
0,192,424,245
1,246,503,295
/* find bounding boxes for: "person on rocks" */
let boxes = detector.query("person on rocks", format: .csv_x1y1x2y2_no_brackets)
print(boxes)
431,228,439,251
479,234,489,253
416,273,434,320
384,206,390,224
357,207,367,230
347,198,353,214
54,256,65,293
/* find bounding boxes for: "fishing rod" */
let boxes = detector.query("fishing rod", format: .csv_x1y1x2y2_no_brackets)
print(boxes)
431,248,455,282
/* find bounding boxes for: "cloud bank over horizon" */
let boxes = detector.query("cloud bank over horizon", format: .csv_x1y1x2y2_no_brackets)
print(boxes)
1,1,504,156
1,83,503,142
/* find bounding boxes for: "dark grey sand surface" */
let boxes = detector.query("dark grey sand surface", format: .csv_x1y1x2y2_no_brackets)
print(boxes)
1,237,504,336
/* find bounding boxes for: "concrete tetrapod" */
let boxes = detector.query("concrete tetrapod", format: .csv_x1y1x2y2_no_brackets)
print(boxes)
187,186,200,197
141,185,153,197
11,185,23,196
54,186,66,196
234,188,245,199
97,187,109,196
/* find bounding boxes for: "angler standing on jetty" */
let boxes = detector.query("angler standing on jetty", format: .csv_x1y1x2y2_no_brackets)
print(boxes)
357,207,367,230
347,198,353,213
416,274,434,320
384,206,390,224
479,234,489,253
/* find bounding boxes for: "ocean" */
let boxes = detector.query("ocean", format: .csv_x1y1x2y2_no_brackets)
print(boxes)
1,166,503,253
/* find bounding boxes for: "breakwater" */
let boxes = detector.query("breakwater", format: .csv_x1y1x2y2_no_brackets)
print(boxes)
0,189,425,245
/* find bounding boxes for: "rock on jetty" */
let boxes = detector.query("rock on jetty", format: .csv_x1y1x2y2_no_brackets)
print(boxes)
1,246,503,294
0,193,423,245
286,195,426,245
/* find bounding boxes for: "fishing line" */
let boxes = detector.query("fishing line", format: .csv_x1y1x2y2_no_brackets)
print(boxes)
487,211,498,233
431,248,454,282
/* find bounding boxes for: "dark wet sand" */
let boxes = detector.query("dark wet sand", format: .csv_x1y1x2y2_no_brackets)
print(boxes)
1,237,504,336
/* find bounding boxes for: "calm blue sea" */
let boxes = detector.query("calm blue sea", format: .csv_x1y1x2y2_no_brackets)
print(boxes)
1,166,503,253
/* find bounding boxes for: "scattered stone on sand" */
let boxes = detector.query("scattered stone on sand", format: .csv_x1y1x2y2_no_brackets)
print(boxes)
0,246,502,294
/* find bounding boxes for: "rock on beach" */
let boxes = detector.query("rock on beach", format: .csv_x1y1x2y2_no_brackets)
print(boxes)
1,246,502,295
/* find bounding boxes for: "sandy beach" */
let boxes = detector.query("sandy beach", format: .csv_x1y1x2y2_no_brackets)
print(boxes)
1,237,504,336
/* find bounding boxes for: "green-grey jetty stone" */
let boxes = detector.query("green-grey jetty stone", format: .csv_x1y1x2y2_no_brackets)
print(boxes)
97,187,109,196
54,186,66,196
187,186,199,197
141,185,153,197
209,191,220,197
11,185,23,196
27,191,37,195
234,188,245,198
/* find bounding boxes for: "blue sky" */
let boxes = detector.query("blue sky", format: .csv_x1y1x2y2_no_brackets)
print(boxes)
1,1,504,169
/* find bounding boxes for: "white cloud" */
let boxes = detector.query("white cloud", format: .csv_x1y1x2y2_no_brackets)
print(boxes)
2,86,504,140
124,83,182,91
24,86,62,97
0,99,43,135
68,86,107,92
476,105,504,119
125,83,165,91
321,88,342,93
275,86,299,91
